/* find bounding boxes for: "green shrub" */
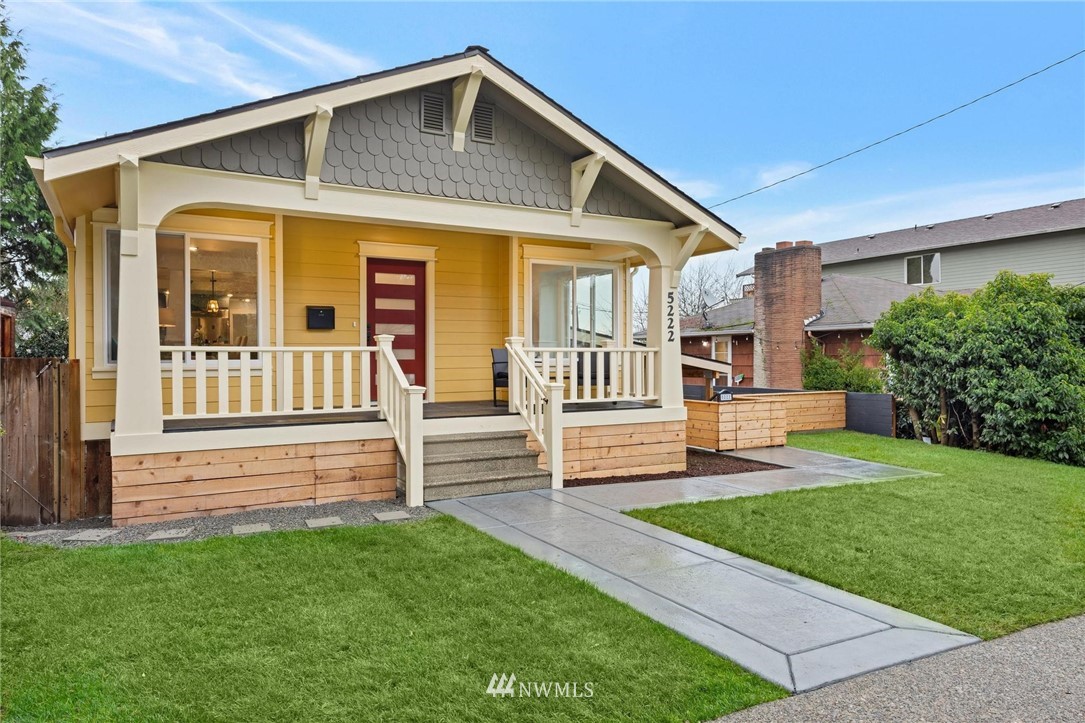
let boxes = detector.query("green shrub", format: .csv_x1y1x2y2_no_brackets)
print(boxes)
802,340,883,393
869,272,1085,465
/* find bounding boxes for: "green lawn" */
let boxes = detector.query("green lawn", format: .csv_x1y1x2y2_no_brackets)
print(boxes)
630,431,1085,640
1,516,783,722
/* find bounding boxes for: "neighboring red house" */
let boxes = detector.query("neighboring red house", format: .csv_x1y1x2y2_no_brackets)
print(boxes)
681,242,921,389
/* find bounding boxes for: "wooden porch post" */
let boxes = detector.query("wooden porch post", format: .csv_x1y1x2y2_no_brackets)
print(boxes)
113,156,164,438
647,262,683,408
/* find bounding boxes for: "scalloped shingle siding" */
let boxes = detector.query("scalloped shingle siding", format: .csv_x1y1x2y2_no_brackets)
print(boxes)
150,88,665,221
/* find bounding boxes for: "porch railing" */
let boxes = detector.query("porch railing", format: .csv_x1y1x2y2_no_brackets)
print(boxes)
522,345,658,403
161,339,425,506
161,345,379,418
506,338,563,489
374,335,425,507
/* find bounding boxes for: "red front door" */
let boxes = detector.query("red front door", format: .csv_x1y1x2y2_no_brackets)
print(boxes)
367,258,426,394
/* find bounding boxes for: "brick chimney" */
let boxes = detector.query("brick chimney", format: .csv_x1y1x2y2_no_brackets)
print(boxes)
753,240,822,389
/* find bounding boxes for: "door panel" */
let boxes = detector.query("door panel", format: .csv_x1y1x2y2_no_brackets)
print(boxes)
367,259,426,393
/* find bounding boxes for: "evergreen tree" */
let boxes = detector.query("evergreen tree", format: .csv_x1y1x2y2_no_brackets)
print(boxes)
1,3,62,300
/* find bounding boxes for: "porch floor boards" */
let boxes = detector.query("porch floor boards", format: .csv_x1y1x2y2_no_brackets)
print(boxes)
162,400,657,432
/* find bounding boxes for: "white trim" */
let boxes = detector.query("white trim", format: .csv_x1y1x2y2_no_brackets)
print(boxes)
357,240,437,403
509,236,519,337
523,256,623,348
274,213,285,407
304,105,334,199
83,421,113,441
570,152,605,227
139,162,673,262
110,421,394,456
519,244,598,262
73,216,88,437
451,67,484,152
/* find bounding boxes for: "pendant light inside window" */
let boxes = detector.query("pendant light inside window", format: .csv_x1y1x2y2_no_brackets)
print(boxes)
206,271,220,314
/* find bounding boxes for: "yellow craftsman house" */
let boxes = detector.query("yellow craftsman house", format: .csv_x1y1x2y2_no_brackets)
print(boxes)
30,47,742,526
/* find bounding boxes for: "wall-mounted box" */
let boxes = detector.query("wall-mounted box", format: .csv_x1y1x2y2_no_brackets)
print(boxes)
306,306,335,330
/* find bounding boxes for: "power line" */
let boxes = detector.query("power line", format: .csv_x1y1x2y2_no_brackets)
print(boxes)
709,48,1085,209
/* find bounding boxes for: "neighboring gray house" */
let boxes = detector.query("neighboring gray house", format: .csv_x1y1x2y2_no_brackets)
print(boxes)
740,199,1085,291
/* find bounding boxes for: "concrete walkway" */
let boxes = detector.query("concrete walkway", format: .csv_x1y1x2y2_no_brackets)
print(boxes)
721,614,1085,721
430,449,975,692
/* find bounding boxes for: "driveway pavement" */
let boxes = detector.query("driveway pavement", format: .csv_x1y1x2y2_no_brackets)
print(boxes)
721,614,1085,721
430,450,974,692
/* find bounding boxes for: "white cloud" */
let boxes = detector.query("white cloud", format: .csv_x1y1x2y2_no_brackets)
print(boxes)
203,4,379,78
10,1,376,100
756,161,814,187
721,168,1085,270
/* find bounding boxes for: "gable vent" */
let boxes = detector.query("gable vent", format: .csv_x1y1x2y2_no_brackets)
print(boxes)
420,92,446,134
471,103,495,144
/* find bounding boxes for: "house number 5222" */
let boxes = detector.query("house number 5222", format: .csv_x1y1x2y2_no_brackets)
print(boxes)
666,291,675,342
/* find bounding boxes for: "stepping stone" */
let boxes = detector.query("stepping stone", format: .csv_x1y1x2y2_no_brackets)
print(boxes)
305,516,343,529
374,511,410,522
63,528,119,542
147,527,193,541
13,530,55,538
232,523,271,536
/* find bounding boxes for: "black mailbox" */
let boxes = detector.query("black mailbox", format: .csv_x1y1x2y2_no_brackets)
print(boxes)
306,306,335,330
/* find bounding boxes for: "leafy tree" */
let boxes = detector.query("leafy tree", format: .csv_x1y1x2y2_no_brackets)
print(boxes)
870,272,1085,465
801,340,883,393
14,273,67,358
1,3,63,300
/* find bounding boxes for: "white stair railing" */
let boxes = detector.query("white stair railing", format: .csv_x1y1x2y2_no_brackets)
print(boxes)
506,337,564,489
374,335,425,507
522,345,658,403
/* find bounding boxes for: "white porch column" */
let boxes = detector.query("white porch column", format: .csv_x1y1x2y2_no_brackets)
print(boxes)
647,263,683,408
113,156,164,437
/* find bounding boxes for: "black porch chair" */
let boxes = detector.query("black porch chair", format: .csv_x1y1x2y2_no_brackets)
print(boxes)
491,348,509,406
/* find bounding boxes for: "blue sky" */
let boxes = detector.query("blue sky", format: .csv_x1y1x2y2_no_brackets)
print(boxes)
10,1,1085,270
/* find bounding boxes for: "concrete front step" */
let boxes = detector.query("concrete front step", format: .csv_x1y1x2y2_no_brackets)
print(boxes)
423,469,552,501
424,430,529,456
424,448,541,477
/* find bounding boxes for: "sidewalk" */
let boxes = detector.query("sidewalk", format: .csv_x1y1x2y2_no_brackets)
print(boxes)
721,614,1085,721
430,452,974,692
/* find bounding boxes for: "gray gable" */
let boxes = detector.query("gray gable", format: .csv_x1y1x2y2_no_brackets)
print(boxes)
149,83,668,222
149,121,305,180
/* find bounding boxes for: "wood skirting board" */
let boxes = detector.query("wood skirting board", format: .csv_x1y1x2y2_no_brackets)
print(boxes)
531,420,686,479
111,439,397,527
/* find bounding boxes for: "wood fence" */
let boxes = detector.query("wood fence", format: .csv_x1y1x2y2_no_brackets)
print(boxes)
685,390,846,452
0,358,93,526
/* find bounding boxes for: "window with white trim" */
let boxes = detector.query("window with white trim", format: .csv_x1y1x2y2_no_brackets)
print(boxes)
905,253,940,285
99,229,264,365
529,261,616,347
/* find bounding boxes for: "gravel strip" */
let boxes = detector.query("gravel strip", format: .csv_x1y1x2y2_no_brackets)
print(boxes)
2,498,438,548
720,614,1085,722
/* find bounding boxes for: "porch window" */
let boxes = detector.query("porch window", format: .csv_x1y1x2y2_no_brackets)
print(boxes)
101,230,262,365
530,262,616,347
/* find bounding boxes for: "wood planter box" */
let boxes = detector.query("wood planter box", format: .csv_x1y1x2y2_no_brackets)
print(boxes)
685,391,847,452
685,398,787,451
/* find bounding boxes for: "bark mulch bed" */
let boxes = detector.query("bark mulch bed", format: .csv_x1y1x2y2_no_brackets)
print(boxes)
564,448,783,488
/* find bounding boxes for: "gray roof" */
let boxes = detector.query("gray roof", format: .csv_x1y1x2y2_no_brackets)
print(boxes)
807,275,921,330
681,274,922,336
738,198,1085,276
